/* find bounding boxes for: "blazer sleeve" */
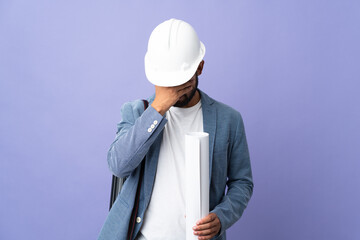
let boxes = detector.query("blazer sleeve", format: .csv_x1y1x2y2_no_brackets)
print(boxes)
210,113,254,236
107,101,167,178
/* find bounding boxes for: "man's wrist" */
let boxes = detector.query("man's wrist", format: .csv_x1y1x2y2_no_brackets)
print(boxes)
151,103,167,116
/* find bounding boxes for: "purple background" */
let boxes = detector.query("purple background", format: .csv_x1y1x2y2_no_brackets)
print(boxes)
1,1,360,239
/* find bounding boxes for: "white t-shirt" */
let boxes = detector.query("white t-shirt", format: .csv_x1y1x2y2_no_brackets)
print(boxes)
138,99,203,240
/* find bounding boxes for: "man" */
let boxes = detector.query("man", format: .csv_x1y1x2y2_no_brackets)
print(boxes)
98,18,253,240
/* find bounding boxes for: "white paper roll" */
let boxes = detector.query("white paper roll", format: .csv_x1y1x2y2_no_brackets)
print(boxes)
185,132,209,240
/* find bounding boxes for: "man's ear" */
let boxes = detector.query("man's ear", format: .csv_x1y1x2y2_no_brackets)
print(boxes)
196,60,205,76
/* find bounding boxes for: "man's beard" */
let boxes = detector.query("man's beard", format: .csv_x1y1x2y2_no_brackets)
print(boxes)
173,75,199,108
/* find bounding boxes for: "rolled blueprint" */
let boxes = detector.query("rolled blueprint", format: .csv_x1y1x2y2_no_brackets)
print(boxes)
185,132,209,240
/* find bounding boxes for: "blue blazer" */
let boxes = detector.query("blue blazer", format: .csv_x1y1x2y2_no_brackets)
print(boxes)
98,90,253,240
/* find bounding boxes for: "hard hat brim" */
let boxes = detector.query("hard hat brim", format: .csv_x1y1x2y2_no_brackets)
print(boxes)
144,41,206,87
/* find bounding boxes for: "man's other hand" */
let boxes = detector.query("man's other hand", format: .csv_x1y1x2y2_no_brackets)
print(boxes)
192,212,221,240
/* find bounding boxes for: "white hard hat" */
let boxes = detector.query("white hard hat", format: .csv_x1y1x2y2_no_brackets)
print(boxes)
144,18,206,87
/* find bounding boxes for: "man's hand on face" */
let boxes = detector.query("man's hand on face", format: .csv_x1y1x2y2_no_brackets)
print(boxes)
192,212,221,240
151,80,194,116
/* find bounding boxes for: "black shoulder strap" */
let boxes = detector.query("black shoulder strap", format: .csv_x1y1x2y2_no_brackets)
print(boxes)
142,99,149,110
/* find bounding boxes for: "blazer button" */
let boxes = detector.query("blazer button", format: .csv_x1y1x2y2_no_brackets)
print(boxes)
151,124,155,129
136,217,142,223
147,128,152,133
153,120,158,125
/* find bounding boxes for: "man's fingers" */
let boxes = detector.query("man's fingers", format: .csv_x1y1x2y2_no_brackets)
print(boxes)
176,79,194,91
177,81,192,91
193,213,220,240
177,85,193,96
178,84,192,92
194,227,218,240
197,213,216,225
193,221,217,231
194,228,216,236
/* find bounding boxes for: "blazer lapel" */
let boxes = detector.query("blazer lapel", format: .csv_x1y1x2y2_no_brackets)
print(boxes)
199,90,216,183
